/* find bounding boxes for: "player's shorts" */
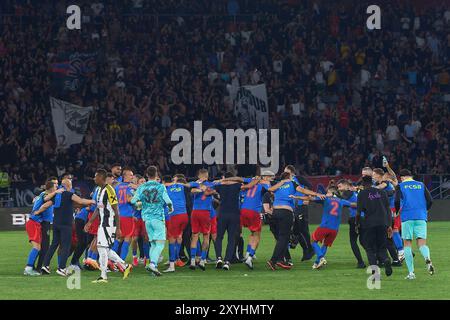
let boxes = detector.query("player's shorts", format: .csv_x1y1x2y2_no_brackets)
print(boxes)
97,225,116,248
120,216,135,239
133,218,147,238
401,220,427,240
87,212,99,235
240,209,262,232
168,213,188,238
191,210,211,235
145,218,166,241
312,227,338,247
391,208,402,231
26,219,41,244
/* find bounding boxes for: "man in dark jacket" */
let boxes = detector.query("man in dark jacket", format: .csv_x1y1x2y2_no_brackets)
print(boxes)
356,176,393,277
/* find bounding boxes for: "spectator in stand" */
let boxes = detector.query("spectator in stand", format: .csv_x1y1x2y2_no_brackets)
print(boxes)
0,0,448,182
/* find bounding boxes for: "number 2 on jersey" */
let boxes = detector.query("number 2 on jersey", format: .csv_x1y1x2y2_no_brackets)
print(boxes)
330,200,339,216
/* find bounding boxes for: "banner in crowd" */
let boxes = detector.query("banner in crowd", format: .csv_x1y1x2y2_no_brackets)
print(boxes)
50,97,93,149
50,52,97,96
233,84,269,129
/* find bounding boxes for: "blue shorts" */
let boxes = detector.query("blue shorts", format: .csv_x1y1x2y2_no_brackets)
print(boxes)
401,220,427,240
144,218,166,241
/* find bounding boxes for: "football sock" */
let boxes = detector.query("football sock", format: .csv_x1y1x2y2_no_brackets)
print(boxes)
404,246,414,273
27,248,40,267
312,242,322,262
190,247,197,264
169,243,176,262
419,245,430,261
143,242,150,259
150,241,165,267
112,240,120,254
175,242,181,259
393,232,403,251
321,245,328,257
196,240,201,257
120,241,130,261
97,247,108,279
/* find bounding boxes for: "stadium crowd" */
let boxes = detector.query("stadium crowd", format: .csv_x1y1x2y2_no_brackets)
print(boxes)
0,0,449,187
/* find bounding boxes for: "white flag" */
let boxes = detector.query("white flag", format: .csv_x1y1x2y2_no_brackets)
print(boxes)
233,84,269,129
50,97,93,148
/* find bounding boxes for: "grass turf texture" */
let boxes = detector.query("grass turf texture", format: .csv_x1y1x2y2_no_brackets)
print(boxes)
0,222,449,300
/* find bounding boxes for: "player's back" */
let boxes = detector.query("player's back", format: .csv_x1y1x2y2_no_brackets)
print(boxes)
320,197,347,230
166,183,187,215
134,181,168,220
29,192,46,223
399,180,428,221
115,182,134,217
190,181,214,210
273,181,296,208
242,183,268,212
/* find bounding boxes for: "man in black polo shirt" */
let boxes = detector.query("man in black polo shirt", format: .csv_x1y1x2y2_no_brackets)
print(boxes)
213,172,245,271
356,176,393,278
41,177,95,276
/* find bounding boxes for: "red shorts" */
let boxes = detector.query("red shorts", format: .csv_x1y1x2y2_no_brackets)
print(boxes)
168,213,188,239
120,217,135,238
191,210,211,235
392,208,402,230
312,227,338,247
26,219,41,244
240,209,262,232
133,219,147,238
87,212,99,235
210,216,217,235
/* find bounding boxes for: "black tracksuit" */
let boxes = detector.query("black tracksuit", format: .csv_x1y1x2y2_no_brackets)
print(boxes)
291,176,313,256
36,221,51,269
214,183,242,263
42,191,74,269
357,187,392,267
70,217,88,265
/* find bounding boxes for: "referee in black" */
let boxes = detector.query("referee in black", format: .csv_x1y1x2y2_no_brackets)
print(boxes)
213,172,246,271
356,175,393,277
41,177,94,276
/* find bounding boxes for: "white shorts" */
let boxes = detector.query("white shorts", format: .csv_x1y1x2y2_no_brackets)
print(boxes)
97,226,116,248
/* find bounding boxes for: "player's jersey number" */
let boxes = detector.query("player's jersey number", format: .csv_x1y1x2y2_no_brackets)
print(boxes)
330,200,339,216
246,186,258,198
118,188,128,204
143,189,159,203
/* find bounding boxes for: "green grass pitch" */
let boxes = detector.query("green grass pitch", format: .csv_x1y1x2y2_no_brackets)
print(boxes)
0,222,449,300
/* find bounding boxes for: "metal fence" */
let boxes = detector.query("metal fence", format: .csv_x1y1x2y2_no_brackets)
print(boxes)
417,174,450,200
